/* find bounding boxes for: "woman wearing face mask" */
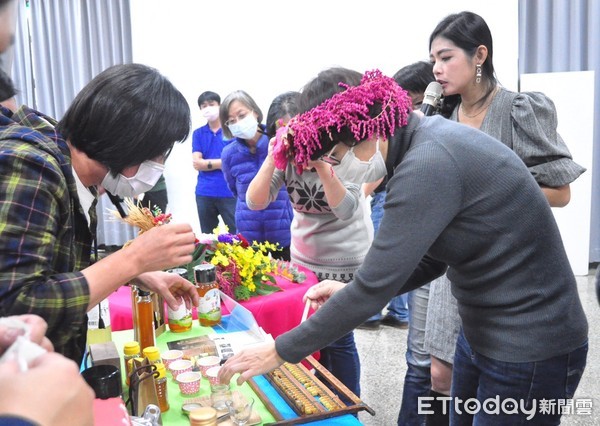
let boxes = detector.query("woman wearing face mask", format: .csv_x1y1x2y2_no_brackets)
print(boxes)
245,73,389,398
0,63,199,364
220,90,293,260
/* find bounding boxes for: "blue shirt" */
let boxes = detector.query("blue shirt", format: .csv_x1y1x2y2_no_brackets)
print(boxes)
192,124,234,198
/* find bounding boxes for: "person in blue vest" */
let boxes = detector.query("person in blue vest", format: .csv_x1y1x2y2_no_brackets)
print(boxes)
220,90,292,260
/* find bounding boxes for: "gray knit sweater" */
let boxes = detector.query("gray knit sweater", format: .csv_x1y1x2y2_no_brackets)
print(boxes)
276,114,588,363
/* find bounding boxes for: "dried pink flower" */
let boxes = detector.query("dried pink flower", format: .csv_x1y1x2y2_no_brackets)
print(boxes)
273,69,412,173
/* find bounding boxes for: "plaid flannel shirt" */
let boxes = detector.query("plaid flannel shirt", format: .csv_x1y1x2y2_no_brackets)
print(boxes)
0,105,96,363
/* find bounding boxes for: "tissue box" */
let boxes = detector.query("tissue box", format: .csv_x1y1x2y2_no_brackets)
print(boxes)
89,341,122,379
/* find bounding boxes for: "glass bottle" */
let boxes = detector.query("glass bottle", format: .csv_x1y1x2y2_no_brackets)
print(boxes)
123,341,141,386
135,289,156,350
166,268,193,332
154,362,169,413
194,264,221,327
142,346,161,365
131,285,139,342
189,407,218,426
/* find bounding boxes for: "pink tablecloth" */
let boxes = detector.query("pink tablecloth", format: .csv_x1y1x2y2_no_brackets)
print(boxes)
108,265,319,340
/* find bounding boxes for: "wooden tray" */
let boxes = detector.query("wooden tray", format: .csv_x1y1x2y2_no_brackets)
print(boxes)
248,355,375,425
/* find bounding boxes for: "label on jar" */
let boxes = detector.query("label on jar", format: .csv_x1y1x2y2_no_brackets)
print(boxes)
198,288,221,321
167,302,192,332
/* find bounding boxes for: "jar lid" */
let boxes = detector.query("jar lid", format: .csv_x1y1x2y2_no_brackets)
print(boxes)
142,346,160,360
155,362,167,379
188,406,217,422
167,267,188,279
137,289,151,296
123,341,140,356
194,263,216,283
181,402,203,416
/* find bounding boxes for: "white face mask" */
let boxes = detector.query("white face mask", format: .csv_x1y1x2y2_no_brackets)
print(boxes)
229,114,258,140
201,105,220,122
101,160,165,198
336,138,387,184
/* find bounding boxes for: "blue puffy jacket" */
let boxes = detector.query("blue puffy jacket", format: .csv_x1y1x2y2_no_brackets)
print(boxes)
221,130,292,247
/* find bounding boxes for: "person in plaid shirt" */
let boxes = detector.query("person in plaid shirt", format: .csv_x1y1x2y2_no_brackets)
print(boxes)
0,61,199,364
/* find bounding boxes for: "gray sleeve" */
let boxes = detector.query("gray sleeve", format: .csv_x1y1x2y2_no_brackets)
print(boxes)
245,169,285,209
511,92,586,186
275,142,461,363
330,182,361,221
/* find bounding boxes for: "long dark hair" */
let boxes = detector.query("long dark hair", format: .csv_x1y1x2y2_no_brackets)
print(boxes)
429,11,498,117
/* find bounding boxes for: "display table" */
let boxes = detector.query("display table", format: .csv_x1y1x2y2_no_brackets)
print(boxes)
108,265,319,340
111,323,364,425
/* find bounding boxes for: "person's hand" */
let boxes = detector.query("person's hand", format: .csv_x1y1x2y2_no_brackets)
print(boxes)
192,156,202,171
128,223,196,273
0,353,94,426
217,341,284,386
304,159,320,170
0,315,53,355
267,137,277,157
303,280,346,311
133,271,199,310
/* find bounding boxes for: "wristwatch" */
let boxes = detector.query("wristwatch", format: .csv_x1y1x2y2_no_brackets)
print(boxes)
207,160,213,170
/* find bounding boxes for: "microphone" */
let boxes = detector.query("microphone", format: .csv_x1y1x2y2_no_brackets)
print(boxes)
420,81,443,116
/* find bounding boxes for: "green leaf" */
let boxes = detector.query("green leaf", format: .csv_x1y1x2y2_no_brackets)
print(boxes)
235,285,251,301
255,282,282,296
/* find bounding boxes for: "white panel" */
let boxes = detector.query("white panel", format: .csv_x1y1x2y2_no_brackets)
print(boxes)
520,71,595,276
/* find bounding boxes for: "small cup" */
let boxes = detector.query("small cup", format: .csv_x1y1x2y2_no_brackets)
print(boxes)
177,371,202,396
211,383,232,411
197,355,221,377
205,366,221,386
160,349,184,370
169,359,193,381
226,394,254,426
81,364,122,400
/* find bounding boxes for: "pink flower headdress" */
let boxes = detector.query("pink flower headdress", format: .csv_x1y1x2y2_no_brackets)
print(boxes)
272,69,412,173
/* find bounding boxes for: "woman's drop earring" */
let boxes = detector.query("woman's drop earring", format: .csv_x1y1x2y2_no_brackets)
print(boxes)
476,64,482,84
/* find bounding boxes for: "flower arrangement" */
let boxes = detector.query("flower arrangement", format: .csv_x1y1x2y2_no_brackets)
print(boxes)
189,228,306,301
273,69,412,173
111,199,305,301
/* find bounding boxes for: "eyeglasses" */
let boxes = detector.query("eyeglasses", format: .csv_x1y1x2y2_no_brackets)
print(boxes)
320,153,340,165
225,110,252,127
320,149,341,166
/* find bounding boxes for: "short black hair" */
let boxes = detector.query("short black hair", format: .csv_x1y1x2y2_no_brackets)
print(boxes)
57,63,190,174
393,61,435,94
197,91,220,108
0,67,16,101
265,91,300,138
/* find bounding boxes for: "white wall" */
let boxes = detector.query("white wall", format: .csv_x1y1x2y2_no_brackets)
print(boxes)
130,0,519,236
521,71,595,276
